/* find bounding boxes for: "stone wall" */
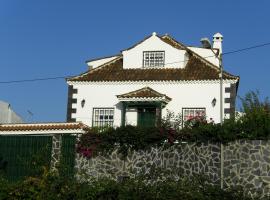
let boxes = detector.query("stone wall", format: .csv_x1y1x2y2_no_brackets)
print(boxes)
75,140,270,198
75,142,221,184
223,140,270,198
51,135,62,171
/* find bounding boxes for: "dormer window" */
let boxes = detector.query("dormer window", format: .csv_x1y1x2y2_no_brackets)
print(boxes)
143,51,165,67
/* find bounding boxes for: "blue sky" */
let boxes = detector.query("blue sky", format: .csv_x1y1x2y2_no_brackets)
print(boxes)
0,0,269,122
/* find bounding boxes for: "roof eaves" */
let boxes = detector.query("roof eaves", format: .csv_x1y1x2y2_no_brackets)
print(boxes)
67,56,123,82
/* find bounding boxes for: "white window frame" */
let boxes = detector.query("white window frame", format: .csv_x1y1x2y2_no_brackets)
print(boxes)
182,107,206,123
143,51,165,68
92,107,114,127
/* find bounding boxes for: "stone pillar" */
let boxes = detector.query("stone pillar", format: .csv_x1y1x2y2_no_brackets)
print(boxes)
51,134,62,171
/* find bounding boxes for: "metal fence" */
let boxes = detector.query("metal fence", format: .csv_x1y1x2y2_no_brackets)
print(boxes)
0,134,77,181
0,135,52,181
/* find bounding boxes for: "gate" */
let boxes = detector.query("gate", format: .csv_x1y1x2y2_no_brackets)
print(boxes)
0,135,52,181
60,135,76,177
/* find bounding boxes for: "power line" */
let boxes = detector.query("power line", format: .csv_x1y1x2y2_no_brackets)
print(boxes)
0,76,71,84
1,41,270,85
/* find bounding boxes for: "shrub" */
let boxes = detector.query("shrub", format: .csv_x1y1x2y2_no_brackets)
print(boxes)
0,173,254,200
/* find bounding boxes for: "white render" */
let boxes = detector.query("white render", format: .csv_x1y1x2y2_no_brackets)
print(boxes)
67,32,238,127
213,32,223,57
187,47,219,66
0,100,23,124
86,55,119,69
122,33,189,69
68,80,236,127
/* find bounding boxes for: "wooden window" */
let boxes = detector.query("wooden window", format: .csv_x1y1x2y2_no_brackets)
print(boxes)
182,108,206,122
143,51,165,67
92,108,114,127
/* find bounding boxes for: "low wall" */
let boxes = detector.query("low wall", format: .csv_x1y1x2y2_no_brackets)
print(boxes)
75,142,221,183
224,140,270,198
75,140,270,198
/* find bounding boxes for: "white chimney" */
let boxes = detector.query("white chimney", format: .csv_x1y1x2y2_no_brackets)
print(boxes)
212,32,223,57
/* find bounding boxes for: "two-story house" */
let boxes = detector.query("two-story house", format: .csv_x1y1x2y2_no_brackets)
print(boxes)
66,32,239,127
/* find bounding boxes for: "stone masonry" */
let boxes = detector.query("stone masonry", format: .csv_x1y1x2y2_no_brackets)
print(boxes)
75,140,270,199
51,135,62,171
223,140,270,198
75,142,221,184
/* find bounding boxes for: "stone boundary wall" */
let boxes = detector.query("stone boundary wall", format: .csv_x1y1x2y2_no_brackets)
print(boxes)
75,140,270,199
51,135,62,171
75,142,221,184
223,140,270,198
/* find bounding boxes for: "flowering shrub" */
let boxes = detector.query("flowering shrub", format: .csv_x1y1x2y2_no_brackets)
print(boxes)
77,91,270,158
184,115,208,128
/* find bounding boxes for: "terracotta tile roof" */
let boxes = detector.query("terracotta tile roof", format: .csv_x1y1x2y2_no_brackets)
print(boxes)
0,122,88,132
117,87,172,102
160,34,187,50
67,34,239,83
67,55,239,82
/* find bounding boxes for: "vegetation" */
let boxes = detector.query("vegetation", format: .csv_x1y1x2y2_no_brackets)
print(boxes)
77,91,270,158
0,169,254,200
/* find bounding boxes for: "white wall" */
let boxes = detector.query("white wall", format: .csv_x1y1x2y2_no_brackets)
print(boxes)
69,81,234,127
188,47,219,67
122,35,188,69
86,56,119,69
126,108,137,126
0,101,24,124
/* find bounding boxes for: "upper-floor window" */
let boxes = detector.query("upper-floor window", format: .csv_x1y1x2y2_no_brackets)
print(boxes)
143,51,165,67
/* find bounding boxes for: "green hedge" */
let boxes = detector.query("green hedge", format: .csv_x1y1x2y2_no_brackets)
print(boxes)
0,172,254,200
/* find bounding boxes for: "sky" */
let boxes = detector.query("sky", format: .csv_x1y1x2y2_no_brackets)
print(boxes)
0,0,269,123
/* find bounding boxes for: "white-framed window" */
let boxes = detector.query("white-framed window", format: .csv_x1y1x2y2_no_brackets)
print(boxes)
92,108,114,127
182,108,206,122
143,51,165,67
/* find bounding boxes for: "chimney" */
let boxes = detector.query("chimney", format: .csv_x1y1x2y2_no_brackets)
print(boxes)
212,33,223,57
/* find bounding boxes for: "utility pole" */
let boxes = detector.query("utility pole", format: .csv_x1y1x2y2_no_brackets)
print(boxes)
219,55,223,125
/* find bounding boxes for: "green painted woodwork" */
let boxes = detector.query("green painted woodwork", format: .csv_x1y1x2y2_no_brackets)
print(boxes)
137,108,156,127
0,135,52,181
60,135,76,177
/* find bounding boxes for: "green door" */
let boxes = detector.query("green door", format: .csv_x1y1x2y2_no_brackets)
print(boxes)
137,108,156,127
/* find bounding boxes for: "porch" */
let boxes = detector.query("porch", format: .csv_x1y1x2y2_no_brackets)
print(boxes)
116,87,171,127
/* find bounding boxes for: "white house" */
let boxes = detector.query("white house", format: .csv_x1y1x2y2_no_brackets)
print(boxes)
66,32,239,127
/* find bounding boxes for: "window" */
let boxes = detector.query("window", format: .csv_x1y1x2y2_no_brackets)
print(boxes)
182,108,206,122
92,108,114,127
143,51,165,67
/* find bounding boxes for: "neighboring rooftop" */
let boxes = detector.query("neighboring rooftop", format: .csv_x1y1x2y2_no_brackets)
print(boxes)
0,101,24,124
0,122,88,134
